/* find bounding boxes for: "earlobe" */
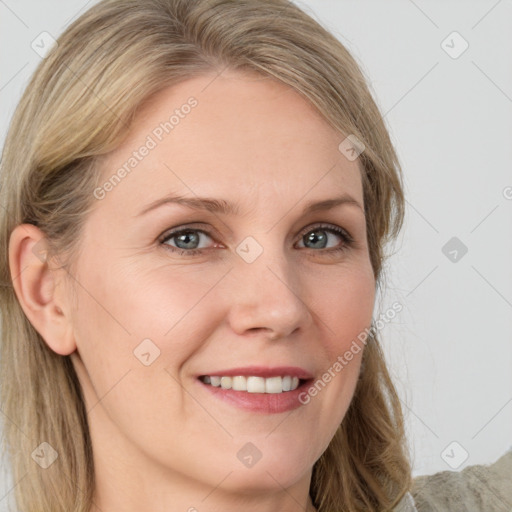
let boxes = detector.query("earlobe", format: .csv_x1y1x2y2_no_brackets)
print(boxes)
8,224,77,356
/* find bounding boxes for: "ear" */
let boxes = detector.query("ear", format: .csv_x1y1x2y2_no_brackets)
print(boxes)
8,224,77,356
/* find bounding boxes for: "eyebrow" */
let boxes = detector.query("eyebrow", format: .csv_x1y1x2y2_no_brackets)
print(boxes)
137,193,364,217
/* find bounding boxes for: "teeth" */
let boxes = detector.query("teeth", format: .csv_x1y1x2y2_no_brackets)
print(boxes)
265,376,282,394
202,375,302,393
232,376,246,391
220,376,232,389
247,376,265,393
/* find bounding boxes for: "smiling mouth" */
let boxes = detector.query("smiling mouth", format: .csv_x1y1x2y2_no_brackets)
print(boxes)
199,375,306,394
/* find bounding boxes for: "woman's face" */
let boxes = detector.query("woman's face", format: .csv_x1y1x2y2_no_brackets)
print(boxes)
65,70,375,506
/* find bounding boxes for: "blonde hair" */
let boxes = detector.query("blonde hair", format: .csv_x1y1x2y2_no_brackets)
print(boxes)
0,0,411,510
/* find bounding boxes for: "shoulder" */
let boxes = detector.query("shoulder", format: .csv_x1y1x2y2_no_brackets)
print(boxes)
409,448,512,511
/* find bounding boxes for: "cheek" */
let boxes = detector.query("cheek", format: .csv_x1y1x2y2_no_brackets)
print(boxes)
75,253,221,344
312,263,375,356
299,263,374,433
69,261,244,475
121,266,231,365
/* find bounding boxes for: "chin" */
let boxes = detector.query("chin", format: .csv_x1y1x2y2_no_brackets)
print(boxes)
222,460,310,494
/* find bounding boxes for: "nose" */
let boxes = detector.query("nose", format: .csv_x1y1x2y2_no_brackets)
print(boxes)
225,247,313,341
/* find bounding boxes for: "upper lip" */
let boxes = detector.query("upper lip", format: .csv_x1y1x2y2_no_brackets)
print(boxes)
198,366,314,380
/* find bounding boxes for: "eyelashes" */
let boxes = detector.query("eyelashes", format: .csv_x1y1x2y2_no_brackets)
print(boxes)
158,222,355,257
295,224,354,253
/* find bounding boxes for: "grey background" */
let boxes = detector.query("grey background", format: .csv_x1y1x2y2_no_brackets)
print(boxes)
1,0,511,508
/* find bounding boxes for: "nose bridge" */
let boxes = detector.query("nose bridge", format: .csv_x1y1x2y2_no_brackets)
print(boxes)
226,235,311,339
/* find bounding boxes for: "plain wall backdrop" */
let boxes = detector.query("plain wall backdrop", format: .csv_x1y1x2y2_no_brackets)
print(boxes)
1,0,511,508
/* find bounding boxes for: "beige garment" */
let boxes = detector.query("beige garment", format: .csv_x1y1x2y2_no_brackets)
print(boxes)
410,448,512,512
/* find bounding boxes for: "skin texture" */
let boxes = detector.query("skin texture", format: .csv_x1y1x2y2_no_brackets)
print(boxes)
9,70,376,512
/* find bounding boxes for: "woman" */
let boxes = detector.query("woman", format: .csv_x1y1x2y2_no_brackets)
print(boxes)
0,0,415,510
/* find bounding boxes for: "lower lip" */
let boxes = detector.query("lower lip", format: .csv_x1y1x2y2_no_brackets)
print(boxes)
196,378,312,414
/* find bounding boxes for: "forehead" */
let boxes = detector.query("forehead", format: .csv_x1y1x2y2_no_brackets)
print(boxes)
96,70,363,215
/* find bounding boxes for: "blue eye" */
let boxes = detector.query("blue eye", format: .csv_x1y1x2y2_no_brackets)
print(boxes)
159,223,354,257
297,225,353,251
160,228,214,256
